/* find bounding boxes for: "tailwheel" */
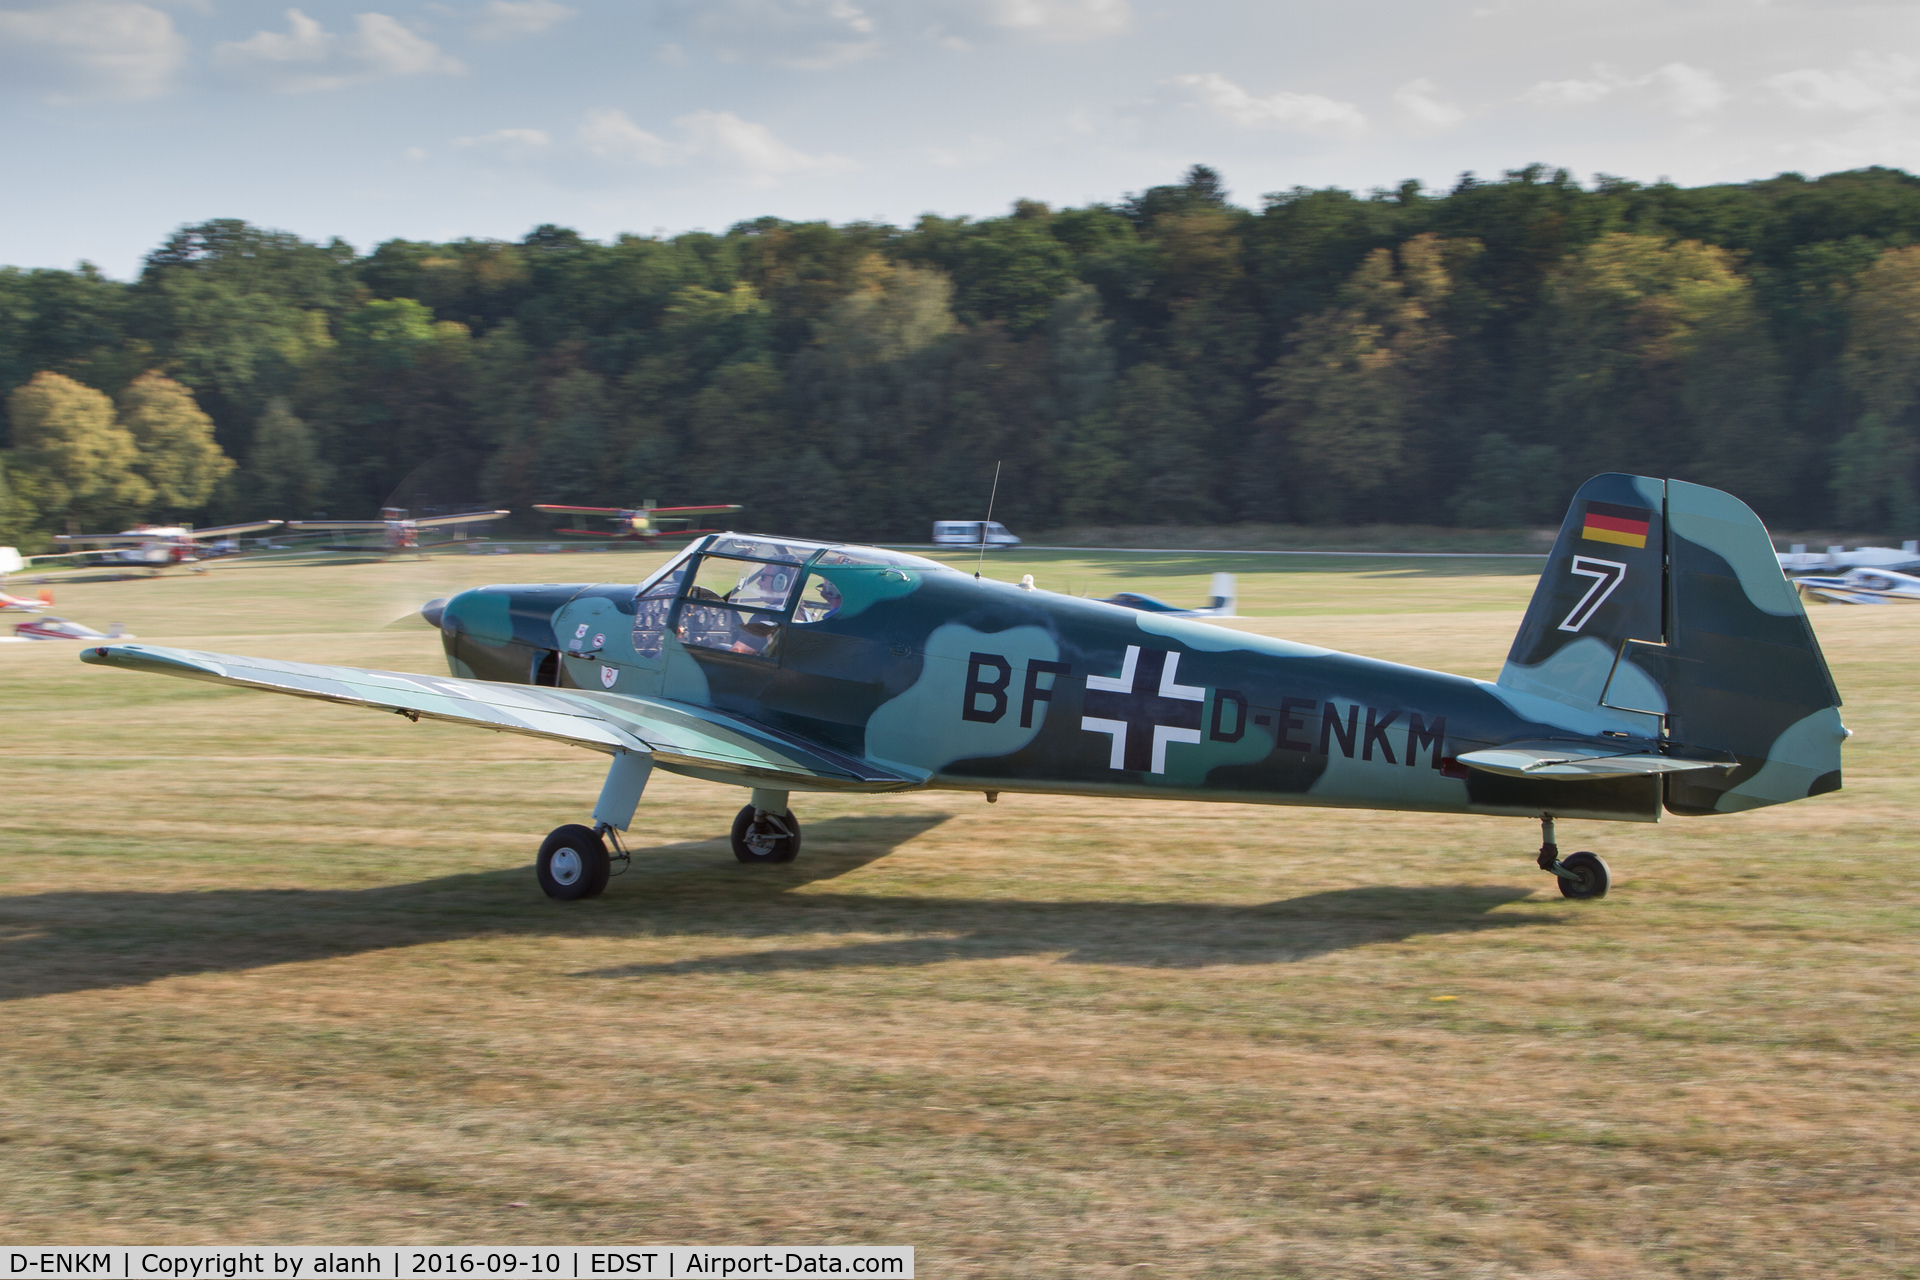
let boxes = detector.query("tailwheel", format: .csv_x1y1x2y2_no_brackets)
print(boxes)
731,805,802,864
1555,851,1610,900
537,823,610,900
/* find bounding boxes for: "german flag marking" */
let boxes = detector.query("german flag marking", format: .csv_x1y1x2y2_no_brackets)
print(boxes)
1582,500,1651,549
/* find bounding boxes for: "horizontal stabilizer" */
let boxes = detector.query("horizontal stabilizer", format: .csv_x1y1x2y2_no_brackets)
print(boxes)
1457,740,1728,780
1798,586,1891,605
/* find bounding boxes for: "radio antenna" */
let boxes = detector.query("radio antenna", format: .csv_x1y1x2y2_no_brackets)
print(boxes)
975,460,1002,580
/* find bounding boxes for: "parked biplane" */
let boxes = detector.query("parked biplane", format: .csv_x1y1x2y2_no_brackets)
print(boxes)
81,475,1846,905
50,521,285,572
285,508,509,554
533,501,742,541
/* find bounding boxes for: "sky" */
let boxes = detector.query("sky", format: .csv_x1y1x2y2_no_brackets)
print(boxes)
3,0,1919,277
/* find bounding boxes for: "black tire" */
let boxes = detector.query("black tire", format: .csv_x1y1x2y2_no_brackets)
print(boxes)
1557,850,1610,900
537,824,610,900
731,804,802,864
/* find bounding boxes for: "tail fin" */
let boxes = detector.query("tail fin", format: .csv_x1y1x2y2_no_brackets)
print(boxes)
1208,573,1236,616
1501,474,1846,815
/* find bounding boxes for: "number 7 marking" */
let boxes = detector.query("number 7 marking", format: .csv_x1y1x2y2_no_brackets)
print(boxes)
1559,556,1627,632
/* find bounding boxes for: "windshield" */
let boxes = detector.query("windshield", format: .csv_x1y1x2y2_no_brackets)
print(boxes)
813,546,958,573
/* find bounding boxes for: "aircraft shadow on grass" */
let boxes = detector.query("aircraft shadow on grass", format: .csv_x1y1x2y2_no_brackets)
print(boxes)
0,813,1549,1002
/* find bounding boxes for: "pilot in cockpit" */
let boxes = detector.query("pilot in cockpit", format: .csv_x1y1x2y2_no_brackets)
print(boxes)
795,574,842,624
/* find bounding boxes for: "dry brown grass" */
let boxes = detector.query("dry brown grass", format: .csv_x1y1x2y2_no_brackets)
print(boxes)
1,556,1915,1277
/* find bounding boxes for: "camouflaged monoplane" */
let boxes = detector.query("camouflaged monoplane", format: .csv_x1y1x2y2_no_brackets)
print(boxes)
80,475,1847,903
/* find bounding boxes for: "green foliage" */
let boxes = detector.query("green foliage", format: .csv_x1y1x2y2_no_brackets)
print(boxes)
7,371,152,528
1449,433,1563,527
245,398,331,521
0,454,42,549
118,371,235,513
1258,235,1455,522
10,169,1920,537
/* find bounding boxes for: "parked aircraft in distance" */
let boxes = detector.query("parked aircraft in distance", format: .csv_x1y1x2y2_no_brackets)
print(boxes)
1794,566,1920,604
932,520,1020,549
1104,573,1237,618
287,508,509,554
533,501,743,541
19,616,127,641
0,587,51,612
82,475,1845,907
51,521,285,571
1778,540,1920,573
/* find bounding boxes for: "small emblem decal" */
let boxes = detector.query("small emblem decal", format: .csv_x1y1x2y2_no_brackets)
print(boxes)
575,623,590,638
600,665,618,689
592,633,605,649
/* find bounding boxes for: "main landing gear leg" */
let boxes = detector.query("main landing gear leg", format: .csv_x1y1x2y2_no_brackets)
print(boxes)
732,787,802,864
1536,813,1611,900
536,749,653,901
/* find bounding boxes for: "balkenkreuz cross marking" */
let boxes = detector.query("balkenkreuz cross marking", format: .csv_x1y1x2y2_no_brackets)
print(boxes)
1080,644,1205,773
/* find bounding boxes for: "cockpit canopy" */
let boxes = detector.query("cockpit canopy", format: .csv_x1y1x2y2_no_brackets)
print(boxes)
630,533,958,659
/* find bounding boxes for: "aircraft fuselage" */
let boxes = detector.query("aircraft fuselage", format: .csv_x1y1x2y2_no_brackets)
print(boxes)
436,544,1665,824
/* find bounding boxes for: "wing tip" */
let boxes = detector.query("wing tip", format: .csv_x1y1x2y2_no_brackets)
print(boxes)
80,643,223,677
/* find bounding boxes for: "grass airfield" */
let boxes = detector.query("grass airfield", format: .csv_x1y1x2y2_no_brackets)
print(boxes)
0,547,1915,1277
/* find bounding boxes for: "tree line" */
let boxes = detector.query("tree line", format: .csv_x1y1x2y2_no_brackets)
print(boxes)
5,162,1920,551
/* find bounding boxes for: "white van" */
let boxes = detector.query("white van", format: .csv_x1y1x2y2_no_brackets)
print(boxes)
932,520,1021,549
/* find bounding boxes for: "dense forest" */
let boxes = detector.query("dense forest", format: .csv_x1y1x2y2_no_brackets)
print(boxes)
6,162,1920,550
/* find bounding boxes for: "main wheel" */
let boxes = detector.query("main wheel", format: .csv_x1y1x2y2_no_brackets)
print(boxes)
537,824,610,900
1556,850,1610,900
731,805,802,864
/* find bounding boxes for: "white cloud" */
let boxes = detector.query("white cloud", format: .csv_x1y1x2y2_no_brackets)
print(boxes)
661,0,880,70
456,124,553,161
674,108,859,183
659,0,1129,68
355,13,459,75
466,106,858,187
924,132,1004,168
0,1,186,101
1767,53,1920,113
576,107,676,164
1652,62,1728,116
1392,77,1465,130
1169,72,1367,136
975,0,1129,41
469,0,574,41
1520,62,1726,117
212,8,463,93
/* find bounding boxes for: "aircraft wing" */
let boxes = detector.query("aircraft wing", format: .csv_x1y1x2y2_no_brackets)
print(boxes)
1797,586,1890,605
285,520,387,531
1456,740,1728,779
410,510,511,529
53,533,153,546
533,504,625,515
78,643,917,791
652,504,743,515
187,520,285,539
